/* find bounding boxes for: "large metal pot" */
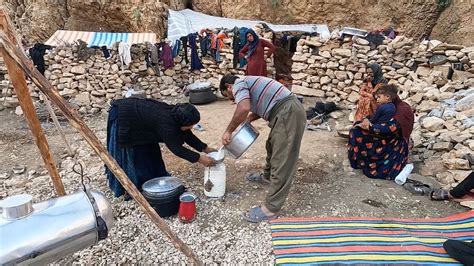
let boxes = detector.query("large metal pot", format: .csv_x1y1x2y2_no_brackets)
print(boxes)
142,176,185,217
224,122,259,159
0,189,113,265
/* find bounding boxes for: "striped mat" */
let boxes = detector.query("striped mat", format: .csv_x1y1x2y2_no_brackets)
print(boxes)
271,211,474,265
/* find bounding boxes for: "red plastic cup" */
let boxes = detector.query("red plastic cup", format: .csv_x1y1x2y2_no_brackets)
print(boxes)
179,192,197,223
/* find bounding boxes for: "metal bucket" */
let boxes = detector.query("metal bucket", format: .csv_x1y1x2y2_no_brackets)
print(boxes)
224,122,259,159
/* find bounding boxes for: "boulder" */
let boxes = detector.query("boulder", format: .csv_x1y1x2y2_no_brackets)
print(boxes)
291,73,308,80
70,66,86,75
320,76,331,85
74,92,90,106
334,71,347,81
422,117,445,131
432,142,453,151
291,85,325,97
333,48,352,58
416,66,431,77
417,100,441,112
319,50,331,58
347,91,359,103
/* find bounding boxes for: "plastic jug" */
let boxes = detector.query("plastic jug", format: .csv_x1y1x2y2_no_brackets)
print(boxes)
204,163,226,198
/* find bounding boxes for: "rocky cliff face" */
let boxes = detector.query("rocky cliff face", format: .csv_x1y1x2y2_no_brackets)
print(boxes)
2,0,175,45
1,0,473,45
191,0,472,45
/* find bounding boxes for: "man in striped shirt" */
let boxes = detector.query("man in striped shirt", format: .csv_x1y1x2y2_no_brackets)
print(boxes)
219,75,306,222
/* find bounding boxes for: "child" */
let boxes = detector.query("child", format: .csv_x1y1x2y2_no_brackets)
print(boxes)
354,86,396,129
368,87,396,124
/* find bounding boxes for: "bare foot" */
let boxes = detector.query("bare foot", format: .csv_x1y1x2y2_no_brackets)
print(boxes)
261,205,276,216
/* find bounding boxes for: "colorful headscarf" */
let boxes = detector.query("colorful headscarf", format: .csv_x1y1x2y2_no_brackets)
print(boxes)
245,29,260,58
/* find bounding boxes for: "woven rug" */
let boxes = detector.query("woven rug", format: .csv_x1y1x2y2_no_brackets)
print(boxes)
271,211,474,265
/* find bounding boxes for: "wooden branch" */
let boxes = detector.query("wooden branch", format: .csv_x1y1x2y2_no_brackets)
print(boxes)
0,10,65,196
0,33,203,265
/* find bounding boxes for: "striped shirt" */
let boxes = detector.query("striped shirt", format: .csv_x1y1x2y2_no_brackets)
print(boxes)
232,76,292,120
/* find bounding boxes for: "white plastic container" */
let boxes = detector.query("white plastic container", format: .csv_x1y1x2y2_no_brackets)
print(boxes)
395,163,414,185
204,163,226,198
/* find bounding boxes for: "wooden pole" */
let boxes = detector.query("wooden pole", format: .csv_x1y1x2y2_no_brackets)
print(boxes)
0,11,66,196
0,33,203,265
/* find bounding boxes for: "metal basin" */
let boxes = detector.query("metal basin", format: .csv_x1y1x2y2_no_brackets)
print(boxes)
225,122,259,159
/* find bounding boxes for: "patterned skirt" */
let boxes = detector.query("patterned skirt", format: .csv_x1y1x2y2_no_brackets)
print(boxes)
347,119,408,180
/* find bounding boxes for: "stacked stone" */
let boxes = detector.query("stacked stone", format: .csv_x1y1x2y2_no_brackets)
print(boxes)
290,35,473,186
0,33,276,112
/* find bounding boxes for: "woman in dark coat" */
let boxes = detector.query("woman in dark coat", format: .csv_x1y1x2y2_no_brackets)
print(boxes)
348,84,414,180
105,98,216,198
239,29,275,76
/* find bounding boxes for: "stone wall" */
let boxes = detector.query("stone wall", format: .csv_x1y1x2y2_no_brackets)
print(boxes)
290,35,474,185
0,33,274,114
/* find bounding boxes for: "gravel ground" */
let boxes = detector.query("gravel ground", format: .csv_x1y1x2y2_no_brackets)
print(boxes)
0,100,466,264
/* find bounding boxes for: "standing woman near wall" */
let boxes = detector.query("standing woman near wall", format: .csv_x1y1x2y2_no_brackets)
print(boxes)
239,29,275,77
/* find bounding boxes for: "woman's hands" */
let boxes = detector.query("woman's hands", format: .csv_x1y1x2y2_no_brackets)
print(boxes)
357,118,372,130
204,146,217,153
198,154,216,167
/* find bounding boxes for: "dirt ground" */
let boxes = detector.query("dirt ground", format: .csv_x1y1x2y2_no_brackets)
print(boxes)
0,98,467,264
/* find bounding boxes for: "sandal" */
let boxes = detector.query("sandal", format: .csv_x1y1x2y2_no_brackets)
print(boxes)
430,189,450,201
243,206,277,223
403,182,432,196
245,172,270,185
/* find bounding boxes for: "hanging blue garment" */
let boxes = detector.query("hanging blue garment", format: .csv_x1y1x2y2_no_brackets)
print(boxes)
172,40,181,58
239,27,249,67
200,35,210,57
188,33,203,71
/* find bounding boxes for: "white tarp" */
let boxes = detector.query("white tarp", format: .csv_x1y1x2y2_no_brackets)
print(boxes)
167,9,330,44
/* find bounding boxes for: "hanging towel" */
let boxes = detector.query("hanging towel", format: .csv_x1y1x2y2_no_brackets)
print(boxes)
180,36,189,64
172,39,181,58
161,42,174,70
232,27,240,68
101,46,111,59
188,33,203,71
118,41,131,66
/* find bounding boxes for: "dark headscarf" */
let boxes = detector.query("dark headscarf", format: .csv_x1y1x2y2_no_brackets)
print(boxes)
245,29,260,58
368,63,387,87
172,103,200,126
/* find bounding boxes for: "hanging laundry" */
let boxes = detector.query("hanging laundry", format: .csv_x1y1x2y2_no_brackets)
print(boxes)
188,33,203,71
118,41,131,66
160,41,174,70
180,36,189,64
146,42,159,64
172,39,181,58
210,31,225,63
29,43,52,75
232,27,241,68
200,34,211,57
101,46,111,59
289,36,300,53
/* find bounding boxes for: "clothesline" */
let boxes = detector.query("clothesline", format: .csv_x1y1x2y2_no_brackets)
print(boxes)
167,9,330,45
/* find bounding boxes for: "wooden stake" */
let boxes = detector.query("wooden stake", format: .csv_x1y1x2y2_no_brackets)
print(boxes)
0,11,65,196
0,33,203,265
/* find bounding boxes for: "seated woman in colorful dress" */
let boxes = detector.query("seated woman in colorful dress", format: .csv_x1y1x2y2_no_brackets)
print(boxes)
348,84,415,179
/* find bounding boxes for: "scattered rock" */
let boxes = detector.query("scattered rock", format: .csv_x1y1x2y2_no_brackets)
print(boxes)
422,117,445,131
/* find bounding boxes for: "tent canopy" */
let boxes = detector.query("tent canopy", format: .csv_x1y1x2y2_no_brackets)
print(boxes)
167,9,330,44
45,30,157,47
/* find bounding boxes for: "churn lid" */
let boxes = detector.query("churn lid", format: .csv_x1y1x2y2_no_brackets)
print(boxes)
142,176,183,194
